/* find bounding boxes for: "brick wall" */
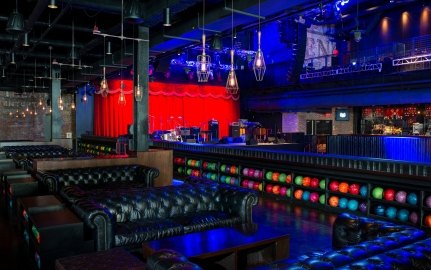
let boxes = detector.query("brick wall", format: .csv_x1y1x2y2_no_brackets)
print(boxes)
282,108,354,134
0,91,74,141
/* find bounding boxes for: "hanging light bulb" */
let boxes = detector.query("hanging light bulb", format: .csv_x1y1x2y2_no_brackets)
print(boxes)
49,106,52,113
196,0,211,82
97,38,109,97
253,0,266,81
38,99,43,106
71,100,76,110
118,80,127,105
23,33,30,47
226,0,239,94
134,74,143,102
82,92,88,103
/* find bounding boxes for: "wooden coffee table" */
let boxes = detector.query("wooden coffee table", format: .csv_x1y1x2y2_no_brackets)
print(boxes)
142,224,289,270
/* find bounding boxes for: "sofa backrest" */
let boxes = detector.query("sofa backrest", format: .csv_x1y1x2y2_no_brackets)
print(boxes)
95,183,220,223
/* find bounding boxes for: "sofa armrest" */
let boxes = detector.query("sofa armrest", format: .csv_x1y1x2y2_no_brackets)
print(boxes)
41,173,59,193
72,198,115,251
137,165,160,187
217,184,258,224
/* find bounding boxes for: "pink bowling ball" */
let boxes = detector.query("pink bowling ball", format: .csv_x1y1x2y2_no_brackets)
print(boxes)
242,180,249,188
254,169,261,178
248,168,255,177
280,186,287,196
409,211,419,225
395,191,407,203
425,195,431,208
247,180,254,189
242,168,249,176
309,192,319,203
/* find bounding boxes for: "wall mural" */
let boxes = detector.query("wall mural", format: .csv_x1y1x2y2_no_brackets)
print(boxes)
304,24,337,70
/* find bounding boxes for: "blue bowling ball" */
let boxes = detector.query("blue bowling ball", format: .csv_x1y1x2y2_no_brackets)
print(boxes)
375,205,385,216
397,209,409,222
385,206,397,219
338,198,348,209
302,191,311,201
347,199,359,211
407,193,417,205
360,186,368,197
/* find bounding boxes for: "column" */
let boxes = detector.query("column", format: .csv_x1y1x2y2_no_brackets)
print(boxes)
51,65,63,141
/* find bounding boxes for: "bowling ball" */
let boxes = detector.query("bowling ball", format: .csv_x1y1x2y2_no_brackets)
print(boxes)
319,179,326,189
230,166,237,174
349,184,360,195
195,160,201,167
225,165,231,173
230,177,236,185
225,176,231,184
329,181,339,192
253,170,261,179
309,192,319,203
347,199,359,211
328,196,339,207
258,183,263,191
302,177,311,187
279,173,287,183
372,187,384,199
426,195,431,208
265,184,273,193
242,180,249,188
202,161,208,169
248,168,255,177
286,174,292,184
319,194,326,204
359,202,367,213
191,160,196,167
187,159,192,166
286,189,291,197
302,191,310,201
294,189,303,200
407,193,418,205
395,191,407,203
242,168,249,176
385,206,397,219
253,181,260,190
338,198,348,208
360,186,368,197
177,167,184,174
265,171,273,181
310,178,319,188
397,209,409,222
294,175,303,185
186,168,192,175
424,215,431,227
220,164,226,172
272,172,280,182
220,175,226,183
280,186,287,196
338,182,349,193
272,185,281,195
210,173,217,181
409,211,418,225
375,205,386,216
383,188,396,201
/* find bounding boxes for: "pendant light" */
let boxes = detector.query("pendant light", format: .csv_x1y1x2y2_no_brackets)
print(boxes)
196,0,211,83
124,0,144,24
6,0,25,34
48,0,58,9
253,0,266,81
226,0,239,94
23,32,30,47
118,12,126,106
97,37,109,97
163,1,171,27
10,52,16,65
134,74,143,101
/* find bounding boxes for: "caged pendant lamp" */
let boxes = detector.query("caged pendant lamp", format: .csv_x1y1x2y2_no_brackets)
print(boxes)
196,0,211,83
226,0,239,94
252,0,266,81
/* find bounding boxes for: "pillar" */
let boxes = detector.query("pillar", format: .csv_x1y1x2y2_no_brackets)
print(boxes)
51,65,63,141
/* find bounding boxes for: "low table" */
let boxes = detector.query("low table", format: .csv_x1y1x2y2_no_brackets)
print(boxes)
142,224,289,270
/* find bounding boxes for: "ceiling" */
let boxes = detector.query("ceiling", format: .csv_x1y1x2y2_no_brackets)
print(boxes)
0,0,419,93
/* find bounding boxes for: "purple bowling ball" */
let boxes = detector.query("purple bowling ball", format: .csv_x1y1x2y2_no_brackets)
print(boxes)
409,211,419,225
359,202,367,213
426,195,431,208
395,191,407,203
254,169,261,178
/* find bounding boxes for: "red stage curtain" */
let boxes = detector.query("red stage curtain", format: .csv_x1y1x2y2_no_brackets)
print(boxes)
94,81,239,138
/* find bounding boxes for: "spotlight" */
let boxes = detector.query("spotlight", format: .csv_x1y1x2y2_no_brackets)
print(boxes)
48,0,58,9
163,8,171,26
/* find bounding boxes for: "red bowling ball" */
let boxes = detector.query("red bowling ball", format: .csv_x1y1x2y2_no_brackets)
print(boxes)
310,178,319,188
383,188,396,201
253,181,260,190
329,181,339,192
349,184,360,195
265,184,273,193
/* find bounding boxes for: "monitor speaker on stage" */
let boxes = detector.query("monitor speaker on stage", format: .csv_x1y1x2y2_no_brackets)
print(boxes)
208,120,219,142
246,138,258,145
229,125,240,138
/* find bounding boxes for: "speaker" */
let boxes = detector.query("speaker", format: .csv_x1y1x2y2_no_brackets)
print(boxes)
208,120,219,142
246,138,258,145
229,125,240,138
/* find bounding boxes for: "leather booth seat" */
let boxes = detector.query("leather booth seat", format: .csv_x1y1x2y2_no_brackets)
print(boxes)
71,181,258,251
258,213,429,269
37,164,160,194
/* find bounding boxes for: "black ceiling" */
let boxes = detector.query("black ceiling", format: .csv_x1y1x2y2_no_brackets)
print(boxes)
0,0,419,93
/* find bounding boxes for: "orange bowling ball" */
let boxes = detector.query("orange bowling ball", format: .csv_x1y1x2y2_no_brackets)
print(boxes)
286,174,292,184
425,215,431,227
339,182,349,193
294,189,303,200
302,176,311,187
329,196,339,207
272,172,280,181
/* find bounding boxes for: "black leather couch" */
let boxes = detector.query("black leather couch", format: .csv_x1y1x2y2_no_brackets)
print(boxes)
71,181,258,251
255,212,431,269
37,164,160,194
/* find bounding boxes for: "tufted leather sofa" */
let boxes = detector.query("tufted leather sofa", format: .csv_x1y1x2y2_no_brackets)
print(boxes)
260,212,431,269
71,181,258,251
37,164,160,194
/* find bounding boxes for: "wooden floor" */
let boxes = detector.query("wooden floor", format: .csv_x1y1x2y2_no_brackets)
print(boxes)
0,194,336,270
